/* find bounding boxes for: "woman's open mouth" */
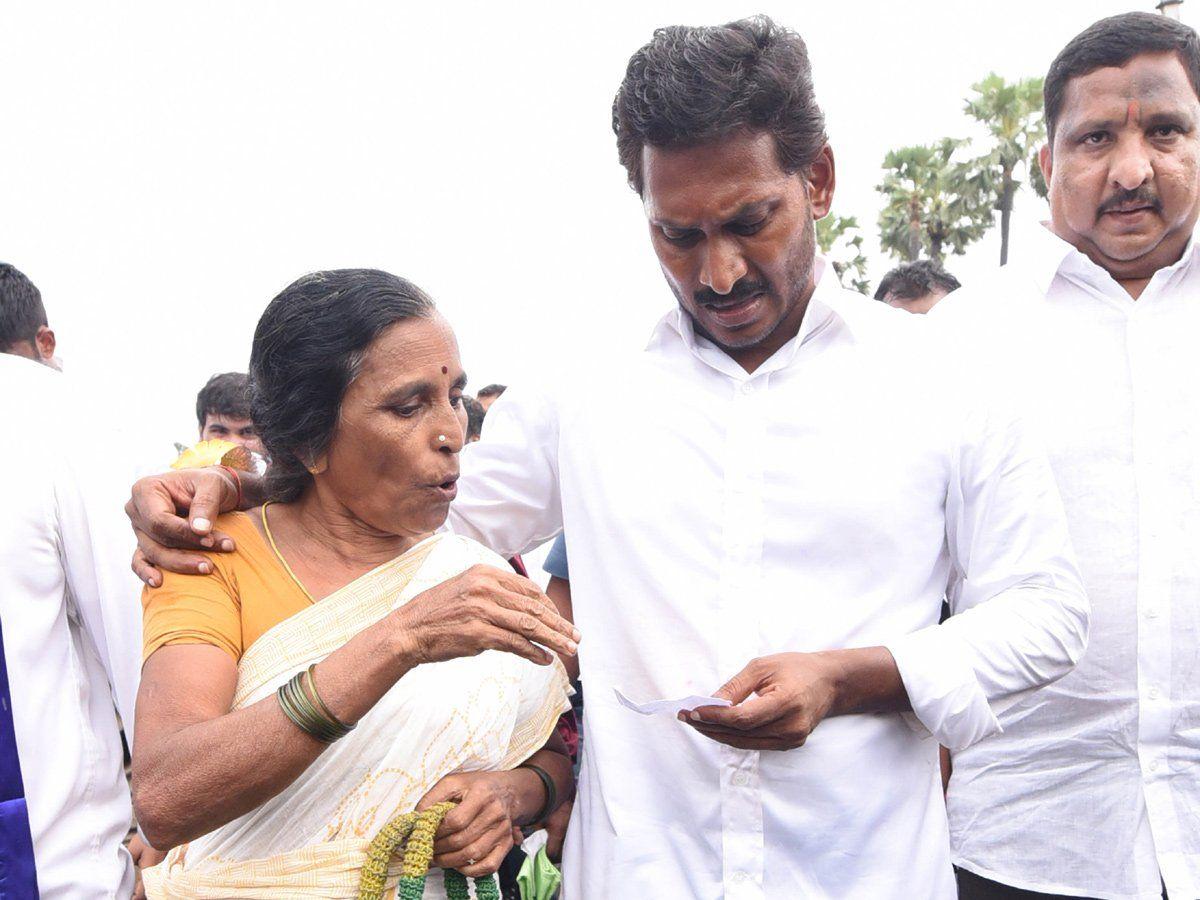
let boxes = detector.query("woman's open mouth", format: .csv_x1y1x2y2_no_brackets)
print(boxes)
431,475,459,501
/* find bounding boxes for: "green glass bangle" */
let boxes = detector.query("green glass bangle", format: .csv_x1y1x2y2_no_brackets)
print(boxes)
517,762,557,825
303,665,355,736
289,676,340,743
277,672,348,743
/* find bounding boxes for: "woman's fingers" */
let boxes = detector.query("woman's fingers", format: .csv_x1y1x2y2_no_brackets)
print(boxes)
458,839,512,878
486,605,578,658
434,822,513,875
481,626,554,666
491,588,580,642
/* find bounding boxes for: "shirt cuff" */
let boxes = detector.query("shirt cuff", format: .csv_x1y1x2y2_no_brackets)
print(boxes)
884,626,1002,751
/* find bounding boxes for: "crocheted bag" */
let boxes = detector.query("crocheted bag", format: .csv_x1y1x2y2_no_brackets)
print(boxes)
357,801,501,900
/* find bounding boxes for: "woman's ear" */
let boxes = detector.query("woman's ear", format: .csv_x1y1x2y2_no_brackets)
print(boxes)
305,451,329,476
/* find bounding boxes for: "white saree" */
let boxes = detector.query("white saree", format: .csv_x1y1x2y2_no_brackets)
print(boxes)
143,533,571,899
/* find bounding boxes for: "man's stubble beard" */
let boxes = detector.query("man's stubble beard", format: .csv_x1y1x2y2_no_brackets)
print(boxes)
675,211,816,354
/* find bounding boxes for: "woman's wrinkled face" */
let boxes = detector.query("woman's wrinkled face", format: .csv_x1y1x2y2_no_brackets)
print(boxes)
318,313,466,541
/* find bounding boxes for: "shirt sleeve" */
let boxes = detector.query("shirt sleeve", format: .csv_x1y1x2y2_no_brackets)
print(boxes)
883,381,1090,752
53,444,146,748
543,534,569,580
142,563,243,663
450,385,564,559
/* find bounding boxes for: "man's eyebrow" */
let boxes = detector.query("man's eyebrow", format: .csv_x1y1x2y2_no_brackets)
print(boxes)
1068,117,1123,135
651,198,778,229
1143,108,1195,127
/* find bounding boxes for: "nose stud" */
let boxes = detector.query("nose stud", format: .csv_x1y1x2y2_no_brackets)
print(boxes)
438,434,446,443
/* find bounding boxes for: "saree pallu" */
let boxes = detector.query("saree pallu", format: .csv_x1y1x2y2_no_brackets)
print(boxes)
144,534,571,899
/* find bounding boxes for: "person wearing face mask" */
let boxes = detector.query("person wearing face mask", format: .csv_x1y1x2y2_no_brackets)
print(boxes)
935,13,1200,900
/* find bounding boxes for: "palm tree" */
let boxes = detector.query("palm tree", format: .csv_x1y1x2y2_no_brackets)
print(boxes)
964,74,1047,265
876,138,992,263
815,214,871,295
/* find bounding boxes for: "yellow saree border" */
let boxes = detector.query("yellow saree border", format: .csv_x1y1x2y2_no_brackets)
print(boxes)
232,534,442,708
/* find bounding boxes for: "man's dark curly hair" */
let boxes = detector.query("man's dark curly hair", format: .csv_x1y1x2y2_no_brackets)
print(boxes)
1045,12,1200,144
195,372,253,430
612,15,827,195
873,260,961,303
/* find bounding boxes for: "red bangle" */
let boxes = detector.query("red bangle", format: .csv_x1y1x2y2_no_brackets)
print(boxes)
217,465,245,509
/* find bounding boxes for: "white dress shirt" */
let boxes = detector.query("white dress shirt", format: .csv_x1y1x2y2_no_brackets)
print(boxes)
450,261,1089,898
936,224,1200,900
0,355,142,899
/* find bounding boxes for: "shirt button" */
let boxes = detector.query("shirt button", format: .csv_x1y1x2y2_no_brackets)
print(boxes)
1149,760,1160,773
1145,607,1160,618
732,772,750,787
733,871,750,883
740,382,754,394
1148,687,1160,700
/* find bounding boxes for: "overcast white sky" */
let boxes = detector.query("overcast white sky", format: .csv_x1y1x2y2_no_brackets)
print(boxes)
0,0,1176,447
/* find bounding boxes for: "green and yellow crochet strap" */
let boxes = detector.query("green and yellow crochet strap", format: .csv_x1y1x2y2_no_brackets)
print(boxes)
357,801,501,900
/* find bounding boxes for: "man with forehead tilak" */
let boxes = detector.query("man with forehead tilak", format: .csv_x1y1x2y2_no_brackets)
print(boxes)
127,17,1088,898
935,13,1200,900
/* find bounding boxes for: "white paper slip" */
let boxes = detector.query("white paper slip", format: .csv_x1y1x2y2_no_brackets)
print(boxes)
613,687,732,716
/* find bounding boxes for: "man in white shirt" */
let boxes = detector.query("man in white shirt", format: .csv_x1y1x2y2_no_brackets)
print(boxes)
936,12,1200,900
0,353,142,898
0,263,57,366
126,17,1089,898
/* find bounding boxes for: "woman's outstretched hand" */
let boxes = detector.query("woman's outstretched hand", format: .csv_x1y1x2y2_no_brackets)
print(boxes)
393,565,580,668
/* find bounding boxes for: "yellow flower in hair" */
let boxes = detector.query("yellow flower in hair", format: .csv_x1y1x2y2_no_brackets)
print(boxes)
171,440,255,471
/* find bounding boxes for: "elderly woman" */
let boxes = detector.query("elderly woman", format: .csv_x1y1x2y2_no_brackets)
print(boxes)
133,270,578,898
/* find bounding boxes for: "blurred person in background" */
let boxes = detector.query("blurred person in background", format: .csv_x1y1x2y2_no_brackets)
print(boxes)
874,259,961,314
463,395,485,443
0,262,58,367
195,372,264,455
475,383,506,412
937,13,1200,899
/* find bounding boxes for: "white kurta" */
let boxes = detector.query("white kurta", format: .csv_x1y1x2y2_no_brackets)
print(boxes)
0,354,142,899
451,262,1089,898
936,224,1200,900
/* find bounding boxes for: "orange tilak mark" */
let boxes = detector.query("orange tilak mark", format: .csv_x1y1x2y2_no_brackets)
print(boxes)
1127,100,1141,124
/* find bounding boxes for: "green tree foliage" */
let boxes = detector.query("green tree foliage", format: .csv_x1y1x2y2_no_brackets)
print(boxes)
963,73,1047,264
814,214,871,295
876,138,993,264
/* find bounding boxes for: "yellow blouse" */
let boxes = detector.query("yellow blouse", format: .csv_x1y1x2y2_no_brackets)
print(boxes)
141,511,311,662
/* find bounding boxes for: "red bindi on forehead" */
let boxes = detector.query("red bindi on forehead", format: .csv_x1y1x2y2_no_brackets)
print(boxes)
441,366,448,374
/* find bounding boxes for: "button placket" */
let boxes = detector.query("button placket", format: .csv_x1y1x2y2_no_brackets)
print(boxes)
718,377,767,899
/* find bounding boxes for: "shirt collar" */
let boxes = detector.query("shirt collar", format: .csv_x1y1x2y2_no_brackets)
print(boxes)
1021,220,1200,298
645,256,859,380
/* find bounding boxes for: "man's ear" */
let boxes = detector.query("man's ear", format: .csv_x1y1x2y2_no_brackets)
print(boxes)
805,144,836,221
34,325,55,362
1038,143,1053,189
